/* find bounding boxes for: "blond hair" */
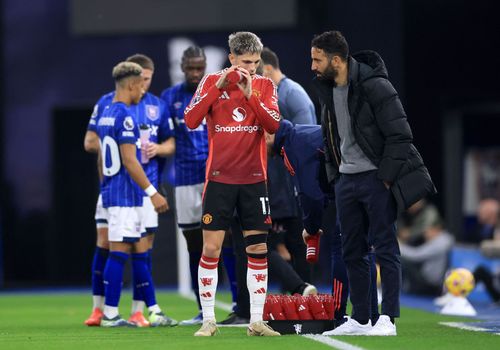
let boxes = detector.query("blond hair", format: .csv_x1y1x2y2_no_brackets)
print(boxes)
112,61,142,83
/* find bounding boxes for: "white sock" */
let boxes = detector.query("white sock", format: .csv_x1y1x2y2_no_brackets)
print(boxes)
148,304,161,314
247,257,268,323
93,295,104,310
131,300,145,314
103,305,119,319
198,255,219,322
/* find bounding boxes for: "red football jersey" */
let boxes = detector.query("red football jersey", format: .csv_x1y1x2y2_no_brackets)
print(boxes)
185,70,280,184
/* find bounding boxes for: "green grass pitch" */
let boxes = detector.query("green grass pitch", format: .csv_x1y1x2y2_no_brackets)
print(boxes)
0,291,498,350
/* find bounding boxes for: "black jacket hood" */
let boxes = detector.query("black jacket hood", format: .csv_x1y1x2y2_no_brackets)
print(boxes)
351,50,388,84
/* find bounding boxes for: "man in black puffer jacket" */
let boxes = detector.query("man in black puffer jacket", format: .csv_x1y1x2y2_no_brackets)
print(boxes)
311,31,436,337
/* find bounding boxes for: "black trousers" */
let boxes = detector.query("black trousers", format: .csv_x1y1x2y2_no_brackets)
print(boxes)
335,170,400,321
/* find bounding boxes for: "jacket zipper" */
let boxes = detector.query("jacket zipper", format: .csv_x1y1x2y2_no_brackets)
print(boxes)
327,110,341,167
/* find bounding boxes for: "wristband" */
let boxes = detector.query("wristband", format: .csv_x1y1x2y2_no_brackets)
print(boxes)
145,185,158,197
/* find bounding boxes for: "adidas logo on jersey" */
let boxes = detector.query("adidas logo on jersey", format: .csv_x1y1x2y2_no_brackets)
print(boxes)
298,304,306,312
219,91,230,100
254,287,266,294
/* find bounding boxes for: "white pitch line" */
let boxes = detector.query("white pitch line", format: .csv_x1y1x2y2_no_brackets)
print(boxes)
439,322,500,335
302,334,368,350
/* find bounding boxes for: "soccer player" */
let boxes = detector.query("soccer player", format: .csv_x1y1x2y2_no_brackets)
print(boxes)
84,54,175,327
184,31,280,337
160,46,209,325
96,61,170,327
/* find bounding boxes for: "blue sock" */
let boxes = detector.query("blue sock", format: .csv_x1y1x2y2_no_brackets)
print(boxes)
132,249,153,301
331,223,349,320
92,247,109,297
222,247,238,309
147,248,153,272
132,252,157,307
189,251,202,311
103,251,128,307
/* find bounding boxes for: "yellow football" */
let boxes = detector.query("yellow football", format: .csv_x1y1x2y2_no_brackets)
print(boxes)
445,268,475,297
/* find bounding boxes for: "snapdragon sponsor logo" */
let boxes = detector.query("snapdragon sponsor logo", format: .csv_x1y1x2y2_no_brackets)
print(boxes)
232,107,247,122
215,124,261,134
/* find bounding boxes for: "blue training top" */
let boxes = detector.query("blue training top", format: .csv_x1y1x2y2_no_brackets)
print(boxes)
273,119,326,234
160,82,208,186
277,76,317,125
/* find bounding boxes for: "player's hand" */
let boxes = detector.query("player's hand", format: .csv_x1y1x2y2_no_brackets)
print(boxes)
151,193,169,213
146,142,159,158
215,66,239,89
302,229,322,244
383,181,391,190
236,67,252,99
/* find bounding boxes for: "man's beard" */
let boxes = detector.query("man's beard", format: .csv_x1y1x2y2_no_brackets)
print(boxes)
315,65,338,82
186,81,199,92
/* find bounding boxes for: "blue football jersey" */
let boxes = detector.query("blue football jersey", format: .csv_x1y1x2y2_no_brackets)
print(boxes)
97,102,143,208
130,92,174,188
88,92,174,188
88,92,114,133
160,82,208,186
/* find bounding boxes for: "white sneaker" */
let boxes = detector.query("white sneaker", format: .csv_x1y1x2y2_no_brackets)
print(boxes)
323,317,372,336
247,320,280,336
194,320,218,336
367,315,396,336
302,283,318,296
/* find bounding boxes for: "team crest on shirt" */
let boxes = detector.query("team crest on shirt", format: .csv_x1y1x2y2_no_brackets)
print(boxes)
145,104,159,121
123,116,134,130
202,214,213,224
173,101,183,109
252,90,261,98
232,107,247,122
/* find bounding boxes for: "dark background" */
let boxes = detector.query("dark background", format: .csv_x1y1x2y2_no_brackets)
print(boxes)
1,0,499,287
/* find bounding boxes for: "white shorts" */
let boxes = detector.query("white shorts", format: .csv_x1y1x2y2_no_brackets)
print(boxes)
94,194,109,229
175,183,204,229
142,196,158,234
107,206,145,243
